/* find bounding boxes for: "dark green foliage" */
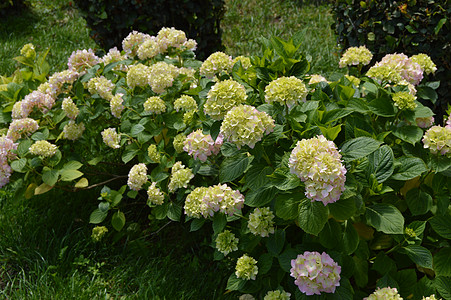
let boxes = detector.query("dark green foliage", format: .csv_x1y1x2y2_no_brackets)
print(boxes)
73,0,225,60
331,0,451,123
0,0,28,17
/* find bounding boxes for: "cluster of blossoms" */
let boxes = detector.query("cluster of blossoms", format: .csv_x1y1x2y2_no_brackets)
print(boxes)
100,47,128,72
200,51,234,78
174,95,197,112
364,287,403,300
110,94,125,118
184,184,245,218
183,130,223,162
416,116,434,128
367,53,424,86
7,118,39,142
289,135,346,205
345,75,361,86
233,56,252,69
308,74,328,85
423,295,441,300
265,76,308,109
290,251,341,295
0,137,18,188
215,230,239,256
263,290,291,300
20,43,36,59
62,97,79,120
204,79,247,120
29,140,58,157
147,182,165,205
122,31,151,57
101,128,121,149
235,254,258,280
410,53,437,75
127,163,148,191
220,105,275,149
173,133,186,153
392,91,417,110
63,121,85,141
339,45,373,68
148,62,179,94
126,63,151,88
147,144,160,163
91,226,108,242
248,207,275,237
67,49,100,72
12,91,55,119
47,69,80,97
168,161,194,192
422,122,451,157
143,96,166,114
87,76,114,100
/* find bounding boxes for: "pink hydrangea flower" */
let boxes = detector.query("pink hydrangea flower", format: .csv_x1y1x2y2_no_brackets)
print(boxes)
183,129,223,162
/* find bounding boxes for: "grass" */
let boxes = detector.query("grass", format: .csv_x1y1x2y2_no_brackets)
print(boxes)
0,0,339,298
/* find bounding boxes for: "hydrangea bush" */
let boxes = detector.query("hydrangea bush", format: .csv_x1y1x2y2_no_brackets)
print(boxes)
1,30,450,299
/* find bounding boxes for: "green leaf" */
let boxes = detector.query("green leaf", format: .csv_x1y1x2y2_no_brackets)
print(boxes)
245,164,273,190
275,193,301,220
221,142,242,157
391,156,428,181
17,140,32,156
42,169,59,186
353,256,368,288
417,86,438,104
329,196,356,220
122,148,139,164
368,94,396,117
298,198,328,235
400,245,433,269
341,221,359,255
429,215,451,239
219,153,253,183
167,203,182,221
435,276,451,300
341,137,383,162
63,161,83,170
373,252,397,275
89,208,108,224
190,218,205,232
266,229,285,255
328,277,354,300
212,213,227,234
392,126,423,145
210,121,221,141
319,219,342,248
60,169,83,181
10,158,27,173
245,186,277,207
322,109,353,124
31,128,49,141
226,274,245,291
435,18,447,34
130,124,145,136
278,247,299,272
433,248,451,277
257,253,273,275
111,211,126,231
368,145,394,183
366,204,404,234
405,188,432,216
318,124,342,141
288,60,309,77
153,203,168,220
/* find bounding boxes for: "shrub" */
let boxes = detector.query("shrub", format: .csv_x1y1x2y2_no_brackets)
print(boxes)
73,0,225,60
331,0,451,124
1,29,451,298
0,0,28,17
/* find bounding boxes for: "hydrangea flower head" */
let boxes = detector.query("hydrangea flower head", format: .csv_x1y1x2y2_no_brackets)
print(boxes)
21,43,36,59
68,49,100,72
221,105,275,149
127,63,151,89
239,295,255,300
168,162,194,192
63,120,85,141
156,27,187,51
144,96,166,114
173,134,186,153
0,159,13,188
183,129,222,162
62,97,79,120
248,207,275,237
87,76,114,100
265,76,308,108
122,31,152,58
184,184,244,218
11,91,55,119
200,51,233,78
7,118,39,142
289,135,346,205
309,74,328,85
364,287,403,300
339,46,373,68
127,163,147,191
110,94,125,118
264,290,291,300
422,125,451,157
422,295,441,300
392,91,417,110
416,116,434,128
147,144,160,163
147,182,164,205
48,69,80,97
91,226,108,242
29,140,58,157
204,79,247,120
174,95,197,112
148,62,179,94
0,137,18,160
367,53,423,85
101,128,121,149
233,56,252,69
137,37,161,60
290,251,341,295
410,54,437,75
236,254,258,280
101,47,128,72
345,75,361,86
215,230,239,256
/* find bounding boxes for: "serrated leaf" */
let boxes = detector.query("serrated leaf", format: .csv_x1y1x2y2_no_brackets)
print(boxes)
245,186,277,207
10,158,27,173
111,211,126,231
401,245,433,269
63,161,83,170
89,208,108,224
341,137,382,161
391,156,428,181
42,169,59,186
167,203,182,221
433,248,451,277
226,274,245,291
328,197,356,220
275,193,301,220
298,198,328,235
219,153,253,183
60,169,83,181
368,145,394,183
405,188,432,216
258,253,273,275
366,204,404,234
392,126,423,145
190,218,205,232
213,213,227,234
429,215,451,239
266,229,285,255
130,124,145,136
435,276,451,300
